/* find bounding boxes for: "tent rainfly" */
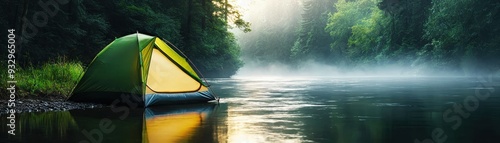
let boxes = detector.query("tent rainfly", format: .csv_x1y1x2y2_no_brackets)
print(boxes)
68,33,217,107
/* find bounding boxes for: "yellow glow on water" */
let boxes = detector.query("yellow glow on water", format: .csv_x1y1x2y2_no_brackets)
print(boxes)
226,110,306,143
145,112,201,143
221,77,312,143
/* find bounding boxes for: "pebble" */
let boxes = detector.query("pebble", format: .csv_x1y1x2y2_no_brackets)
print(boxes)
0,98,104,115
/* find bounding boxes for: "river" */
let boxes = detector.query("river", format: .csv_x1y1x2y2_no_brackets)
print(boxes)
1,77,499,143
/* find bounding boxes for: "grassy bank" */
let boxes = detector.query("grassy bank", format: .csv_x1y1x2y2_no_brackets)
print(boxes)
1,61,84,99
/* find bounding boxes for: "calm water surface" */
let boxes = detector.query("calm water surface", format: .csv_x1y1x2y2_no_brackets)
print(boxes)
1,77,500,143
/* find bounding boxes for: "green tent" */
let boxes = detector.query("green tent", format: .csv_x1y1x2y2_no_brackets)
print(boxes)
68,33,217,107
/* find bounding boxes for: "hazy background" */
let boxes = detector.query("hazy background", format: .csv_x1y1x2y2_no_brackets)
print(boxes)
232,0,500,77
1,0,499,77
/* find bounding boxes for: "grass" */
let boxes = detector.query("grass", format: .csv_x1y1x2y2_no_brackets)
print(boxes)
1,61,84,99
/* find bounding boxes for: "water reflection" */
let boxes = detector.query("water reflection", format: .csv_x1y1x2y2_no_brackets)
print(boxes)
220,77,315,143
0,104,218,143
144,104,216,143
1,77,500,143
210,77,500,143
0,111,79,143
70,107,144,143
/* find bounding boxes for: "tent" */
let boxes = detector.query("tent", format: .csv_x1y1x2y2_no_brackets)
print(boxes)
68,33,217,107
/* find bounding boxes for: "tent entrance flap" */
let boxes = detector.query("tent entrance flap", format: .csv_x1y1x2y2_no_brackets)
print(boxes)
146,48,201,93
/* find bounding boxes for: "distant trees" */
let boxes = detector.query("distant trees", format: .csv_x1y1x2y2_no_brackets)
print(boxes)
239,0,301,64
291,0,335,64
1,0,249,77
325,0,379,66
241,0,500,75
2,0,499,76
423,0,500,73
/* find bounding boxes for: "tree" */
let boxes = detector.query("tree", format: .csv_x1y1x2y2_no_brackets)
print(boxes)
1,0,249,77
325,0,376,65
291,0,336,64
424,0,500,74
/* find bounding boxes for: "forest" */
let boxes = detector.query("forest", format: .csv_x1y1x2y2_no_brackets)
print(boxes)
241,0,500,76
1,0,500,78
1,0,250,77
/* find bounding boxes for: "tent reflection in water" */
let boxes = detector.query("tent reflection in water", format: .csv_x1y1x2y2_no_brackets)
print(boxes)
68,33,217,106
143,104,217,143
68,104,217,143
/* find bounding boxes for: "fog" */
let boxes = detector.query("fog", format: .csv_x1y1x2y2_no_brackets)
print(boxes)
231,0,301,64
233,60,434,78
232,0,305,77
231,0,420,78
230,0,301,36
231,0,500,78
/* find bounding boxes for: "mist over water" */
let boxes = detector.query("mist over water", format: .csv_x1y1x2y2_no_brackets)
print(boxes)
234,60,500,78
234,60,430,77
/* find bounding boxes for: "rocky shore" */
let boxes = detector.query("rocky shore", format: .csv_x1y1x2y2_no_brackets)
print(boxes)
0,97,104,115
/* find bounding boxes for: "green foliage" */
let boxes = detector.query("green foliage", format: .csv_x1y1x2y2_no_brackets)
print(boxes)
246,0,499,74
325,0,376,65
348,9,386,63
291,0,336,64
15,61,84,97
169,0,245,77
424,0,500,73
2,0,248,78
192,29,243,77
2,0,499,87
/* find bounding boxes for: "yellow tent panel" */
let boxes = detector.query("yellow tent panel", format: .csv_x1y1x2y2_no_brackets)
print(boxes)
147,48,201,93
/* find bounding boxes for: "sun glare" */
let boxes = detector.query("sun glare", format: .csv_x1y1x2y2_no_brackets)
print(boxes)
230,0,251,13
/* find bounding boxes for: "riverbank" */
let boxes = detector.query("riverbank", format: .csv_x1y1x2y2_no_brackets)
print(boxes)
0,61,97,114
0,60,83,98
0,96,104,115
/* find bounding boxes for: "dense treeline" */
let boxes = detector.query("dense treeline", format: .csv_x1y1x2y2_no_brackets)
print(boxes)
0,0,249,77
243,0,500,75
291,0,336,64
